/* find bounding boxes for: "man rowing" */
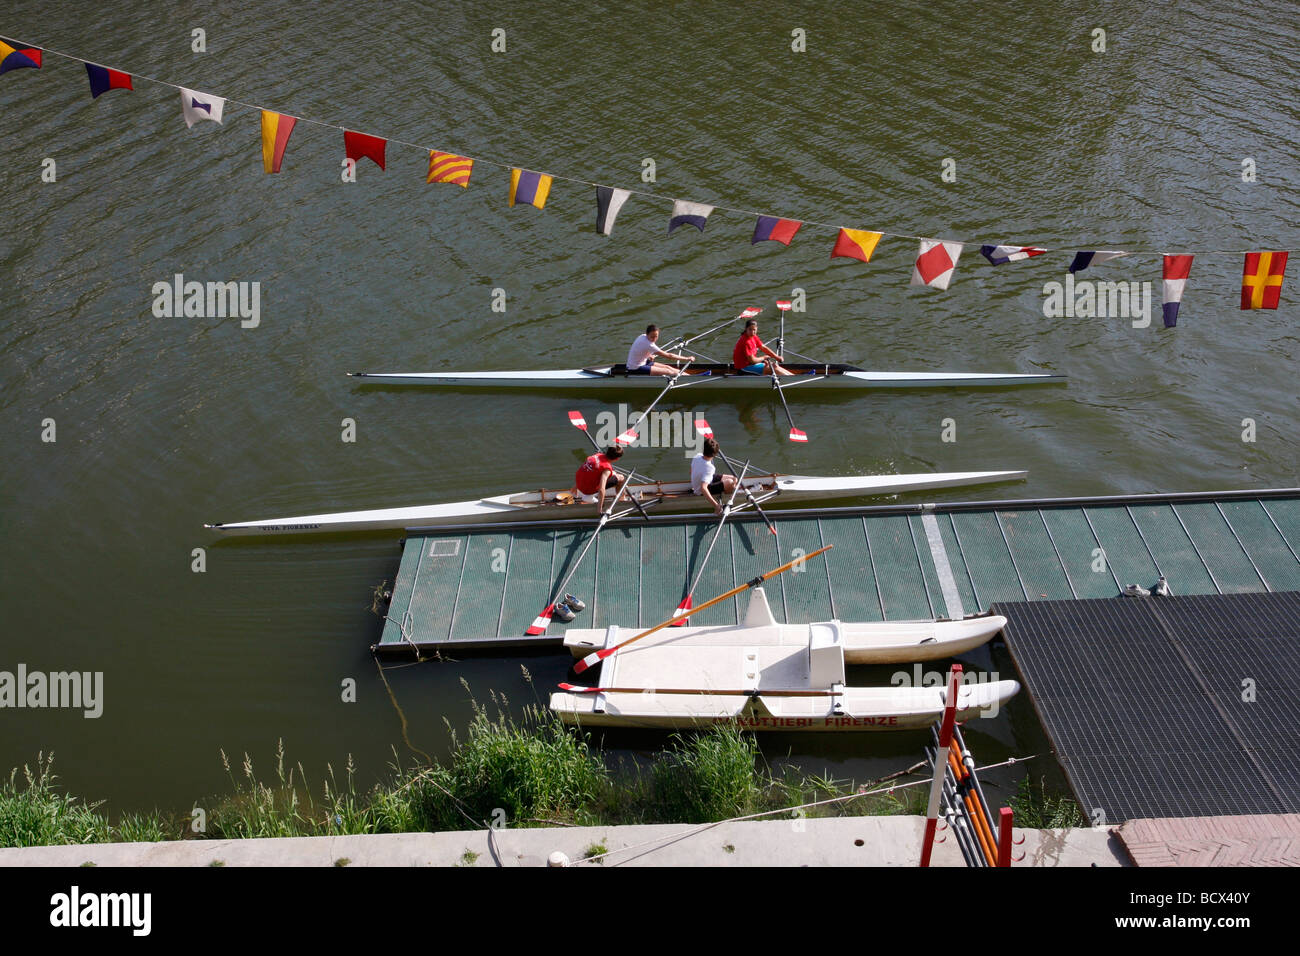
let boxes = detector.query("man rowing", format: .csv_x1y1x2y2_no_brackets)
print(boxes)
627,324,691,376
572,444,627,511
691,438,738,515
733,318,792,376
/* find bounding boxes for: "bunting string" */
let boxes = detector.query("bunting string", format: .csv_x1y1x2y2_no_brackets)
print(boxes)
2,32,1295,322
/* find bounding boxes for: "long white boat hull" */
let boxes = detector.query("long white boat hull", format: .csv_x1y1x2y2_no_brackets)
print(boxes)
205,470,1026,535
550,680,1021,732
349,367,1064,389
561,611,1008,666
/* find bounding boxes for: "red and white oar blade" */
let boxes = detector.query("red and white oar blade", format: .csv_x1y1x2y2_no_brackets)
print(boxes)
573,649,606,674
615,428,637,445
568,410,588,431
669,594,693,626
694,418,713,439
525,605,554,636
558,682,597,694
739,306,762,319
775,299,792,311
789,427,808,443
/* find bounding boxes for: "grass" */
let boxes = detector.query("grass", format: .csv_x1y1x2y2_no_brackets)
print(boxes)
0,708,1061,850
1008,775,1085,829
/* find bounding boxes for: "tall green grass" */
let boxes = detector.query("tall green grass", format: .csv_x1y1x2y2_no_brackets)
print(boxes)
1,714,1033,848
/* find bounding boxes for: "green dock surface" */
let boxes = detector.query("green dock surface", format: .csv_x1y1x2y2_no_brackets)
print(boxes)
374,489,1300,653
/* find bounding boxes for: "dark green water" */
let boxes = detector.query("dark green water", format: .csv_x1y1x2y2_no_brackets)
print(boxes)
1,1,1297,817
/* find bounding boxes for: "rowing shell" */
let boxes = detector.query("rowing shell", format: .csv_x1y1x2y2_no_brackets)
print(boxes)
347,363,1064,390
204,469,1027,535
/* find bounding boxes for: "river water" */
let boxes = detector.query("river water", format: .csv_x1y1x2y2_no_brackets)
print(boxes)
1,1,1297,817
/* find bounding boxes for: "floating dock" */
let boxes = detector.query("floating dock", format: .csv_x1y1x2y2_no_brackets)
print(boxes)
998,591,1300,822
374,488,1300,655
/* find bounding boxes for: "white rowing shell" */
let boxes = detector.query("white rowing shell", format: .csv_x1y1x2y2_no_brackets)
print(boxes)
205,470,1027,535
347,368,1064,389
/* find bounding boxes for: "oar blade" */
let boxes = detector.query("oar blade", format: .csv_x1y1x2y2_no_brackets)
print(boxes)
557,682,596,694
615,429,637,446
572,649,604,674
670,594,692,626
789,427,808,443
525,605,554,636
568,410,588,430
694,418,713,438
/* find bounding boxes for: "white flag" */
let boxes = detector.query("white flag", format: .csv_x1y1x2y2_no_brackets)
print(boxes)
180,87,225,128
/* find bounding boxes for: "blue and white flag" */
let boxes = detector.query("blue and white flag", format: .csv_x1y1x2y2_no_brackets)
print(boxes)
180,87,225,128
595,186,631,236
668,200,713,234
1068,250,1128,274
980,244,1047,265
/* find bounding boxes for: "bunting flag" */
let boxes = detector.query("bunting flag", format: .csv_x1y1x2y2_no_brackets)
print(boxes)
344,130,386,171
595,186,631,235
260,110,297,174
179,88,225,128
1162,254,1194,327
980,244,1047,265
752,215,801,245
85,64,132,99
668,200,713,234
831,228,883,262
0,39,41,74
509,168,552,209
911,240,964,290
1069,250,1129,273
1240,251,1288,310
427,150,473,187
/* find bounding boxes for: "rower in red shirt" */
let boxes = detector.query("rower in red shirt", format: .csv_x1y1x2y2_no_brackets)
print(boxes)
570,445,627,512
732,318,792,376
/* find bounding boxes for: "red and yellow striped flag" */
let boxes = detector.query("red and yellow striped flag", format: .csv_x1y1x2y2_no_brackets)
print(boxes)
1240,251,1288,310
260,111,297,174
427,150,473,187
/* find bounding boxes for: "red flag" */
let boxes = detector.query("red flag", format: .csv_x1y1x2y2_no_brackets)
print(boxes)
1240,252,1288,310
344,130,386,170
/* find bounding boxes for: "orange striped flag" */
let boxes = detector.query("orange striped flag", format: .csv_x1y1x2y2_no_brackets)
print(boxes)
427,150,473,187
1240,251,1288,310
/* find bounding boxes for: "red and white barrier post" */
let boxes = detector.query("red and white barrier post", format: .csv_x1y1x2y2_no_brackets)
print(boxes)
920,664,962,867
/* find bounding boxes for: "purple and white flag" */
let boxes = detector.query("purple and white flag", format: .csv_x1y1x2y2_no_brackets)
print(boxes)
180,87,225,128
1069,250,1129,274
668,200,713,234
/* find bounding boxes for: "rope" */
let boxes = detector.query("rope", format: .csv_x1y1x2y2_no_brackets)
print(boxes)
3,34,1290,256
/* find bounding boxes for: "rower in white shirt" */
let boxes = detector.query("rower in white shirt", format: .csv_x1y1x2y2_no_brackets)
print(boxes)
627,324,691,376
690,438,738,514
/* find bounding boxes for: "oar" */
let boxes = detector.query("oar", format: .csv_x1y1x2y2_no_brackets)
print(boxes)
670,458,751,625
775,298,791,359
694,417,777,537
568,410,655,522
558,683,843,698
771,363,807,443
572,544,832,673
616,358,693,446
679,305,764,354
526,464,639,636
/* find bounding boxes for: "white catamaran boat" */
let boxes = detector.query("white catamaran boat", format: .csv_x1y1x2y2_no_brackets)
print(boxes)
550,590,1020,732
348,364,1065,390
204,469,1027,535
